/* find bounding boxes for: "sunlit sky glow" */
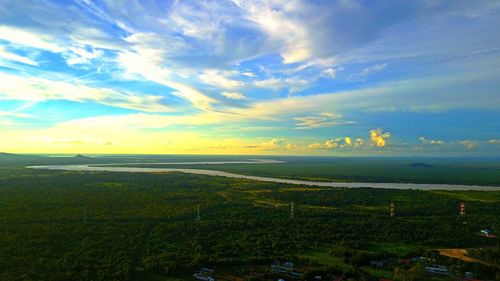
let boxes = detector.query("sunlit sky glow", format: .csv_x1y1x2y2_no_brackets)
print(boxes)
0,0,499,155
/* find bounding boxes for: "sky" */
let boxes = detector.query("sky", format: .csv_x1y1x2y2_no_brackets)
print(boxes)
0,0,499,156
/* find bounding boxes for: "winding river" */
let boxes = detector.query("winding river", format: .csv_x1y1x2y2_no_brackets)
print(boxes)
28,160,500,191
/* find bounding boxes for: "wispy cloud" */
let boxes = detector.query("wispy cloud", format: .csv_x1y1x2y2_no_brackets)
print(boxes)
0,46,38,66
0,0,498,155
200,70,245,90
294,113,354,129
222,91,247,100
0,72,172,113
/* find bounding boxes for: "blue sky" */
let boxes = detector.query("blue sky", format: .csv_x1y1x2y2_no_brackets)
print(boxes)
0,0,499,155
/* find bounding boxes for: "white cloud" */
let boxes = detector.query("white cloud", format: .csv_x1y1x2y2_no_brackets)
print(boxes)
0,26,63,52
322,68,337,78
222,91,247,100
63,46,104,65
0,72,172,113
0,110,31,118
117,51,215,111
199,70,245,89
419,136,445,145
347,63,388,81
253,77,309,92
246,138,288,150
361,63,387,76
294,113,353,129
369,128,390,147
253,77,282,89
308,137,364,149
226,74,500,121
308,143,322,149
0,46,38,66
459,140,478,149
233,0,312,64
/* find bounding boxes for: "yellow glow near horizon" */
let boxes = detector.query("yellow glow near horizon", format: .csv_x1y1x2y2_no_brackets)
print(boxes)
0,127,312,155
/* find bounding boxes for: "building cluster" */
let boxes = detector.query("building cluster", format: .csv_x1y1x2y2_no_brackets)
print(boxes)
270,261,302,278
193,268,215,281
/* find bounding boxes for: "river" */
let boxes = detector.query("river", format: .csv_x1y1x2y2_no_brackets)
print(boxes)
27,161,500,191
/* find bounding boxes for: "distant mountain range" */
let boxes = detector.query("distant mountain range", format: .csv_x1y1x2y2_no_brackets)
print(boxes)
408,162,433,168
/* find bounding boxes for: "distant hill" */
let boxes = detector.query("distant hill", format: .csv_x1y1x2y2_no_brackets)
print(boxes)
75,154,91,159
408,162,433,168
0,152,127,166
0,152,42,159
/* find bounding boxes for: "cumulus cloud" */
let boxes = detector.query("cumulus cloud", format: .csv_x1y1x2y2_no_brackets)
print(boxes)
308,143,322,149
322,68,337,79
419,136,445,145
308,137,364,149
244,138,297,151
459,140,478,149
369,128,390,147
264,138,285,148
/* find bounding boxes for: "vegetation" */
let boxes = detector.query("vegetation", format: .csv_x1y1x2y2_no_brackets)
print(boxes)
0,154,499,280
116,156,500,186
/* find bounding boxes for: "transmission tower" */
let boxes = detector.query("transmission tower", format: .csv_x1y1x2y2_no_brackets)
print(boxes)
460,202,465,216
390,202,395,217
196,204,201,222
290,202,295,220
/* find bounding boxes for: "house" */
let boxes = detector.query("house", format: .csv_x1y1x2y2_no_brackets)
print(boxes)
193,273,215,281
370,259,386,267
479,229,497,238
425,265,450,275
398,258,411,265
271,261,295,274
193,268,216,281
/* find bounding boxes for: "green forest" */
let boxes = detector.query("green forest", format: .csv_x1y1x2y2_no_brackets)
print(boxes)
0,154,499,281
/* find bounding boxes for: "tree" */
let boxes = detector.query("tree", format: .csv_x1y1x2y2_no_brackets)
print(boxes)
394,263,426,281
